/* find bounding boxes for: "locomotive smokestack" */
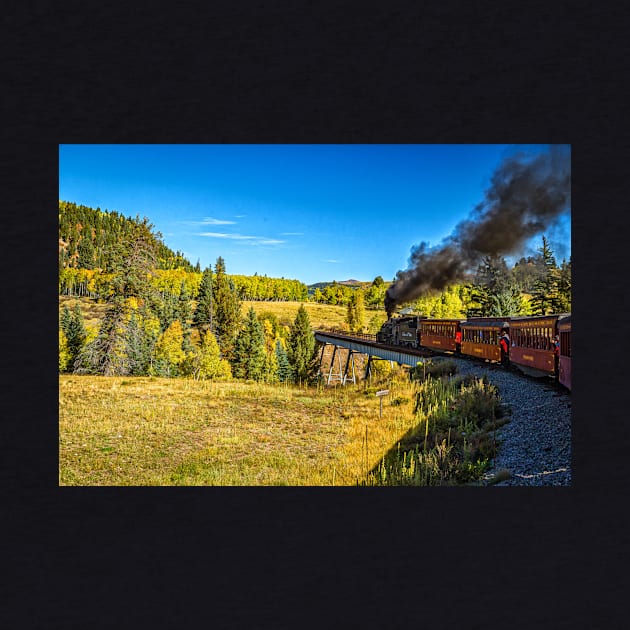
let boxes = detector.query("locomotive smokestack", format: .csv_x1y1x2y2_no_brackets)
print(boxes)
385,146,571,315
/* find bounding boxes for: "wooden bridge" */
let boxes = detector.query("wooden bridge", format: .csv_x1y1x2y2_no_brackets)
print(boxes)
314,329,431,385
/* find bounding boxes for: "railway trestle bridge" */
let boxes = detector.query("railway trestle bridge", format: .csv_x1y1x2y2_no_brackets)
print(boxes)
314,330,432,385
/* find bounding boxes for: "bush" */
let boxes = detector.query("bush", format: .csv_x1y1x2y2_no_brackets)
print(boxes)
409,359,458,382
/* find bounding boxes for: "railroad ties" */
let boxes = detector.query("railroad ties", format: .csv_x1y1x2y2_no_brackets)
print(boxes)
314,329,432,385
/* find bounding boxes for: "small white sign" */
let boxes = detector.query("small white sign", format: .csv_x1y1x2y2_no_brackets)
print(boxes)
375,389,390,397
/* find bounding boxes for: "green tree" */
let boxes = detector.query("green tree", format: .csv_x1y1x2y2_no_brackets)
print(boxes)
77,235,95,269
65,302,87,367
530,236,560,315
124,311,154,376
346,289,365,332
287,304,317,384
75,222,160,375
157,291,178,332
60,305,72,335
275,340,293,383
232,307,266,381
108,218,158,300
177,280,193,353
213,257,242,363
556,257,572,312
193,266,214,331
74,300,128,375
467,256,525,317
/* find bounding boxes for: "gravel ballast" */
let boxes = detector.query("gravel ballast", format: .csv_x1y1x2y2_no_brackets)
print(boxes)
446,357,572,486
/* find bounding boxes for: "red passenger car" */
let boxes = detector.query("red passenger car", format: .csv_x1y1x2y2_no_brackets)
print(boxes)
419,319,464,353
557,315,571,390
509,314,570,378
460,318,510,363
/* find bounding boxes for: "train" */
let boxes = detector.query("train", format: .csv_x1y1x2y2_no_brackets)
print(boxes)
376,312,572,390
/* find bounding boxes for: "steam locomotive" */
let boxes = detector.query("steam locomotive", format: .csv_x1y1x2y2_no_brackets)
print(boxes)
376,313,572,390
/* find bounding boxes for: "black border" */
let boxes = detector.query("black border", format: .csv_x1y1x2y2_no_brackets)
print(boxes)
4,1,627,628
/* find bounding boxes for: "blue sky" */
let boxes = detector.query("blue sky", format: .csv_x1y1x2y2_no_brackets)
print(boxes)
59,144,571,285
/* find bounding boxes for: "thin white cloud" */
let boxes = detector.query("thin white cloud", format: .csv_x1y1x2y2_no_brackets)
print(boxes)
193,217,237,225
323,259,342,264
281,232,304,236
198,232,285,246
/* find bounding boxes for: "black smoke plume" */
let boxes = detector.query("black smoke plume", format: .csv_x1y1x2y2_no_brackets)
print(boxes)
384,146,571,317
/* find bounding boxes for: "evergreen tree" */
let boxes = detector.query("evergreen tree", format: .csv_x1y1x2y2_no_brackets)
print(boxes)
232,307,266,380
530,236,560,315
193,266,214,331
287,304,316,384
77,235,95,269
74,225,158,376
275,340,292,383
467,256,524,317
60,305,72,335
157,291,178,332
65,302,87,366
555,257,572,312
74,300,128,375
177,280,193,353
125,311,152,375
108,218,158,300
213,257,242,363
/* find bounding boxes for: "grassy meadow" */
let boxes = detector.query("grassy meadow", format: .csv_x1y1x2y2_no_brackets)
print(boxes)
59,370,422,486
59,297,502,486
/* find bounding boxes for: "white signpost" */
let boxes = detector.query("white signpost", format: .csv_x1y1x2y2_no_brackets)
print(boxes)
375,389,389,418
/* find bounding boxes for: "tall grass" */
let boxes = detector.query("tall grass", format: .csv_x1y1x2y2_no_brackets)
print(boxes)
59,360,507,486
366,369,506,486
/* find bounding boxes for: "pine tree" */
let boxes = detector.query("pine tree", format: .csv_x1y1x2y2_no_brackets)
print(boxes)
193,266,214,331
60,305,72,335
530,236,560,315
75,222,160,375
108,218,158,300
287,304,316,384
213,257,242,363
275,340,292,383
74,300,128,375
232,307,266,380
157,291,178,332
65,302,87,366
555,257,572,312
125,311,152,375
177,280,193,353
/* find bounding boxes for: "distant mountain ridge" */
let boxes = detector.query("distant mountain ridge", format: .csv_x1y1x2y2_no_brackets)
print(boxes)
308,279,364,289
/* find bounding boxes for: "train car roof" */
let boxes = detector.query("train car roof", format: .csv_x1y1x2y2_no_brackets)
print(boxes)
419,318,466,323
461,319,510,329
509,313,570,322
557,314,571,329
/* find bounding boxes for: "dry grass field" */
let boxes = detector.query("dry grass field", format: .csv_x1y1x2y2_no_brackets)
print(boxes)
59,371,418,486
